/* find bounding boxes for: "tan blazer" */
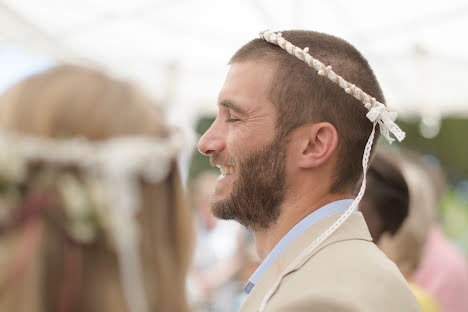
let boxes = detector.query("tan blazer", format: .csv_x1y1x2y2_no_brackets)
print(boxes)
239,212,421,312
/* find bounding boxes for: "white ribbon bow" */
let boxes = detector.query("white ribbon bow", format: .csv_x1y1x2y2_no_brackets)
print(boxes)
366,103,405,144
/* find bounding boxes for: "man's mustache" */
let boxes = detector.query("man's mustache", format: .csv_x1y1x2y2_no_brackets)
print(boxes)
210,153,236,167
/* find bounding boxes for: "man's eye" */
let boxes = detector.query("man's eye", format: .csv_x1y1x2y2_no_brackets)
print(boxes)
226,112,241,123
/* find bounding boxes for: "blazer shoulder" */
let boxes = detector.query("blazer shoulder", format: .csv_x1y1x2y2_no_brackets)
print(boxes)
267,239,421,312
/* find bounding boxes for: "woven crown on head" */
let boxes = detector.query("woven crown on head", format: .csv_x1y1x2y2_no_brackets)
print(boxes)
259,30,405,144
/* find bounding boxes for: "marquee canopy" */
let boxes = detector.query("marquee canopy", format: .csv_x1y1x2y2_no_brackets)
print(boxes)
1,0,467,128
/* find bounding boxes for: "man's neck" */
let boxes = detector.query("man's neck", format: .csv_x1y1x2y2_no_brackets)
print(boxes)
253,191,353,260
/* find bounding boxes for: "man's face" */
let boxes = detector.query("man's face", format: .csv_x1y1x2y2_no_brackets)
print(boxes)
197,61,288,230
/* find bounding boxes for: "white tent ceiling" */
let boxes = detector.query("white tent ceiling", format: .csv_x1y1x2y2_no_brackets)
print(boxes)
1,0,467,128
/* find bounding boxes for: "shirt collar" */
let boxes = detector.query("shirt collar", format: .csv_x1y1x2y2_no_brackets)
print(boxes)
244,199,354,294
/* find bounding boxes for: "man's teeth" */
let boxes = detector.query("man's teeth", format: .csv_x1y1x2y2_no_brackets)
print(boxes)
218,165,235,176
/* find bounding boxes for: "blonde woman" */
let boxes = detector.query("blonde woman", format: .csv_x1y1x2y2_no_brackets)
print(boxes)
0,65,193,312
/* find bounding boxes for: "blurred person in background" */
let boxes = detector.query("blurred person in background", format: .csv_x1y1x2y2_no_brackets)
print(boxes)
0,65,193,312
404,161,468,312
360,151,439,311
361,150,468,312
188,171,244,312
359,151,409,245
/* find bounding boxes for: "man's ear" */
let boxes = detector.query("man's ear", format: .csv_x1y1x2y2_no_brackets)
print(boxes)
297,122,339,169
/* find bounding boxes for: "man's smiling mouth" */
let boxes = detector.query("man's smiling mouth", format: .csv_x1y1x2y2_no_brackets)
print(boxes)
216,165,235,176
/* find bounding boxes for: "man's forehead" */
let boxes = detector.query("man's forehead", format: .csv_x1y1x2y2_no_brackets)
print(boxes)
225,60,276,83
218,61,276,112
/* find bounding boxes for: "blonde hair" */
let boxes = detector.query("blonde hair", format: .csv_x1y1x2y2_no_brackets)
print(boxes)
0,65,193,312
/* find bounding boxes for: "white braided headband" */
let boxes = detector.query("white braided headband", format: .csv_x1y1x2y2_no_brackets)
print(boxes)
260,30,405,144
0,128,190,312
257,30,406,311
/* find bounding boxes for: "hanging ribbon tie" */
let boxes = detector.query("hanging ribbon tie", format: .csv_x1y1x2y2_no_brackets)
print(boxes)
366,103,405,144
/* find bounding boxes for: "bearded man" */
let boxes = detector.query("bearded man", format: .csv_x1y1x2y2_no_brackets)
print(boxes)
198,30,421,312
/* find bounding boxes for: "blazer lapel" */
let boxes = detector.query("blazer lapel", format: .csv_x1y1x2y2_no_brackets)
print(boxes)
239,211,372,312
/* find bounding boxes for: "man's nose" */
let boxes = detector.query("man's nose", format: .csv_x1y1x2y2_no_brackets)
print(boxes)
198,121,225,156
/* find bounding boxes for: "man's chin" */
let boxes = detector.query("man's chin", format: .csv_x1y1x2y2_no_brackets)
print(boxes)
210,197,238,221
211,190,229,206
210,198,228,219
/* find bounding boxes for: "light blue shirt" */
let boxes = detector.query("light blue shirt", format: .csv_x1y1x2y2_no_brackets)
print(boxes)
243,199,354,294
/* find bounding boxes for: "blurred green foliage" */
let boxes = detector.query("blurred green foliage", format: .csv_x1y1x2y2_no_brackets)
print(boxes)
398,116,468,253
189,116,216,181
398,117,468,182
440,190,468,254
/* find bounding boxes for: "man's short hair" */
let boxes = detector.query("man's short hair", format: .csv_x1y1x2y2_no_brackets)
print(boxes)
230,30,384,192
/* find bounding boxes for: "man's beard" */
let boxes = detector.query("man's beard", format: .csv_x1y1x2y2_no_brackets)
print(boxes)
211,136,287,231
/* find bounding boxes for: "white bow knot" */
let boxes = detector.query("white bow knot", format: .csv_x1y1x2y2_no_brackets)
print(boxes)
366,103,405,144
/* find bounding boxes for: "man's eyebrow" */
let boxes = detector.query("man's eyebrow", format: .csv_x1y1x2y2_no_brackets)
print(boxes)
219,100,247,116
